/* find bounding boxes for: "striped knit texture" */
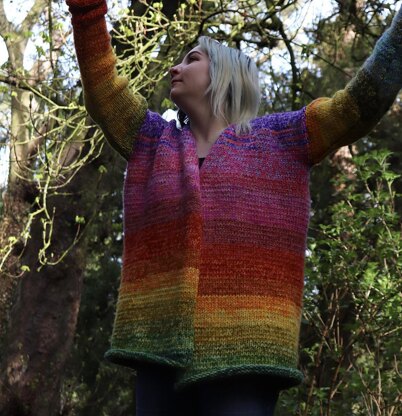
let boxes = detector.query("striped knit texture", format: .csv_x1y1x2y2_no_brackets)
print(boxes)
107,109,310,387
68,1,402,390
67,0,147,160
306,7,402,164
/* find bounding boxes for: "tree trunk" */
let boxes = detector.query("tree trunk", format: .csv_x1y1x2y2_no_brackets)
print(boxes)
0,0,47,342
0,136,109,414
0,1,94,413
0,231,85,415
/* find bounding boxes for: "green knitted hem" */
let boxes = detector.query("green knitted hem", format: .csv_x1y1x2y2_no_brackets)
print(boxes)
175,365,304,391
104,349,188,369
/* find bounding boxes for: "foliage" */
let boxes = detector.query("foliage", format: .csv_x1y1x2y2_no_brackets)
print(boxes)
277,150,402,416
0,0,401,414
58,154,140,414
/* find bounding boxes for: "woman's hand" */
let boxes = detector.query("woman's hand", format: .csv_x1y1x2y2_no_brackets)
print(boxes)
66,0,105,7
66,0,108,24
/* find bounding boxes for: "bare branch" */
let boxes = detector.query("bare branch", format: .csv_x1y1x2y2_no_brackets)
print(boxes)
271,13,300,110
0,0,12,35
20,0,48,35
0,73,30,90
0,74,61,104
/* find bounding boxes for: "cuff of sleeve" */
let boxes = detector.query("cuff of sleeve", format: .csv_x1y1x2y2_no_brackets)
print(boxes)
67,0,108,24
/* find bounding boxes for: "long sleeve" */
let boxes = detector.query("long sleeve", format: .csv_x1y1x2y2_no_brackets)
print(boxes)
67,0,147,160
306,8,402,165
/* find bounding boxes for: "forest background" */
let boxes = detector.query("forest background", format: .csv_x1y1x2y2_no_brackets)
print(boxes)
0,0,401,415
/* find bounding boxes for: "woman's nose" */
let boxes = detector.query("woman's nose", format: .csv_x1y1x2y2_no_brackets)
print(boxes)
169,64,180,77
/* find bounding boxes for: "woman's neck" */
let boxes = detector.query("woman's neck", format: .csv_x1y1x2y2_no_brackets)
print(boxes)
188,107,228,146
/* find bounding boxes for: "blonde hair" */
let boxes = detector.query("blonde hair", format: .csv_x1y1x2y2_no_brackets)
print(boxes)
178,36,261,134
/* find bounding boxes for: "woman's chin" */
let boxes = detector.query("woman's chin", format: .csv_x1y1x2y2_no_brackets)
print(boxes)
169,92,185,111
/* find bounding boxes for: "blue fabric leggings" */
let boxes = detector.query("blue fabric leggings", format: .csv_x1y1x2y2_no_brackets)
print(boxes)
135,365,279,416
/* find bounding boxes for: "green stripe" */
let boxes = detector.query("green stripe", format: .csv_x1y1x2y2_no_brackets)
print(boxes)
176,364,303,390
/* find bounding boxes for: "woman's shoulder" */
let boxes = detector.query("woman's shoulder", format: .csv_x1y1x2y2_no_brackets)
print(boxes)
139,110,178,138
250,107,306,131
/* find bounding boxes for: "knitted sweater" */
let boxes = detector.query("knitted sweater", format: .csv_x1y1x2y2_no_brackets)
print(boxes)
67,0,402,389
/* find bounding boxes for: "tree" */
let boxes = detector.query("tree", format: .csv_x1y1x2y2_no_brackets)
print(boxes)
276,151,402,416
0,0,400,414
0,0,115,412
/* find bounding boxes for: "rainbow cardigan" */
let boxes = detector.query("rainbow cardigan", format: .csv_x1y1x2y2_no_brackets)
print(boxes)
68,0,402,389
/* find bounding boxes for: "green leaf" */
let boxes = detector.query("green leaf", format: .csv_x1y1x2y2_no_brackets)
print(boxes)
98,165,107,174
75,216,86,224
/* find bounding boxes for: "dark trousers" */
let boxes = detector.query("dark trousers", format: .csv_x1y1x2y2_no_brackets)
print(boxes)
136,364,279,416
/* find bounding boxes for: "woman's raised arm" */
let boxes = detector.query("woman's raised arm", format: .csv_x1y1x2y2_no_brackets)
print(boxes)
66,0,148,160
306,7,402,165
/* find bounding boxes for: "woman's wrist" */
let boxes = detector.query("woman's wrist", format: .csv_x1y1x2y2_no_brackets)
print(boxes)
66,0,108,25
66,0,106,10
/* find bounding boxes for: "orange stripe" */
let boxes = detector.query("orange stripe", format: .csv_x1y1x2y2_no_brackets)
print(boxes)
120,267,199,293
195,294,300,316
194,295,301,349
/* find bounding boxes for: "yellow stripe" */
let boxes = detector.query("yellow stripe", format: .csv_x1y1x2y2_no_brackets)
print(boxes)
194,295,301,348
121,267,199,292
195,294,301,317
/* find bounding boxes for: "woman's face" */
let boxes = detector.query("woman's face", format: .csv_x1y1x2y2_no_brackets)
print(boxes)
169,46,211,112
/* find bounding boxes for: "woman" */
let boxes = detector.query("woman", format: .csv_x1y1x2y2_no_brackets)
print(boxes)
66,0,402,414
